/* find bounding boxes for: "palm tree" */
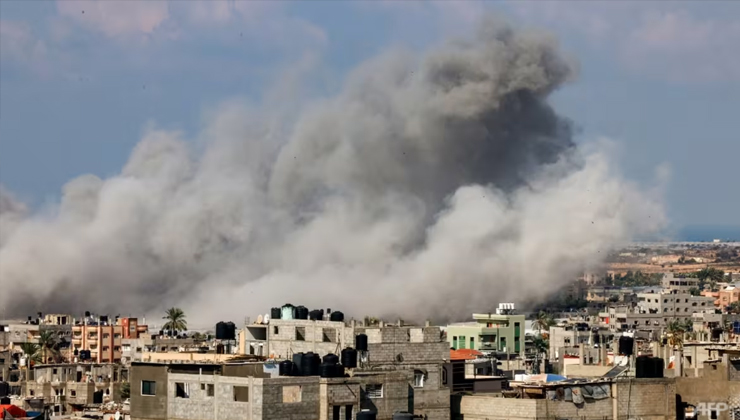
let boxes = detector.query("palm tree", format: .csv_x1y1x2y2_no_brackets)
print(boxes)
531,336,549,374
163,307,187,335
666,320,685,348
19,343,41,364
38,330,61,363
533,312,555,336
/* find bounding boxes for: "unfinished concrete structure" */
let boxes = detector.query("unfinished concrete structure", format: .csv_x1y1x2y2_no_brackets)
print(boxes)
130,361,415,420
23,363,126,415
453,377,677,420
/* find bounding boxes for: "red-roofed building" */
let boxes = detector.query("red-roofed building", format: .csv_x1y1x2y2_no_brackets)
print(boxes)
450,348,482,361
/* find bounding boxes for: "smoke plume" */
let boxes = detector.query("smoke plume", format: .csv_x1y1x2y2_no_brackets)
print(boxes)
0,18,665,325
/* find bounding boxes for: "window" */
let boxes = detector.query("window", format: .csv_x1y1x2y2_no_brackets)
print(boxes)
365,384,383,399
323,328,336,343
282,385,301,403
201,383,205,390
175,382,189,398
295,327,305,341
233,386,249,402
414,370,425,388
53,368,58,374
142,380,156,396
711,410,718,419
207,384,214,397
273,326,279,335
71,390,76,397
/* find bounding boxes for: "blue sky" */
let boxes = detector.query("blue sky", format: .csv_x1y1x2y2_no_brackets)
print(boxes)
1,0,739,232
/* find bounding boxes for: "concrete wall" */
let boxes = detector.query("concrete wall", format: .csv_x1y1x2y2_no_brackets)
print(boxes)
676,376,740,420
267,319,355,359
131,364,169,420
454,378,676,420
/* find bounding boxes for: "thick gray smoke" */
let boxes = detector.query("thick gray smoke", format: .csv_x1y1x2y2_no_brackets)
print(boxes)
0,19,665,325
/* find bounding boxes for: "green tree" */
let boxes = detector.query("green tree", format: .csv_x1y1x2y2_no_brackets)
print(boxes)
120,382,131,400
163,307,188,334
531,336,549,374
666,320,687,348
688,287,701,296
533,311,555,335
38,330,61,363
19,343,41,364
728,301,740,314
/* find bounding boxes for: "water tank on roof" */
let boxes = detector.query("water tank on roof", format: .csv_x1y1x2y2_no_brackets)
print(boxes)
295,306,309,320
330,311,344,322
356,411,377,420
216,322,236,340
301,352,320,376
320,362,342,378
323,354,339,365
636,355,650,378
356,334,368,352
292,353,304,375
392,412,414,420
310,310,323,321
282,304,295,320
652,357,664,378
271,307,282,320
341,348,358,369
279,360,294,376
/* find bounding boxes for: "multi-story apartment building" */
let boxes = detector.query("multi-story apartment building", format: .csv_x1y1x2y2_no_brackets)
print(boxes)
661,272,700,293
72,315,148,364
445,304,526,357
636,289,715,320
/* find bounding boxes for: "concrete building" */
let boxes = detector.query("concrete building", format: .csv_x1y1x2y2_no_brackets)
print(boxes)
131,311,451,419
446,304,526,357
22,363,126,415
452,377,677,420
674,346,740,420
72,316,148,364
131,360,440,420
661,272,700,292
719,284,740,309
636,289,715,318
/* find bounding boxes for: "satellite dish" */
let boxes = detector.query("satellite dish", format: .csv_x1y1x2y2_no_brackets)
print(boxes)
263,314,270,324
256,314,264,324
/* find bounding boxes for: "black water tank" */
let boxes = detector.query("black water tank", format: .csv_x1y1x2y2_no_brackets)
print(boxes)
216,322,227,340
323,353,339,365
279,360,294,376
652,357,665,378
357,411,377,420
392,413,414,420
320,362,339,378
0,381,9,398
295,306,309,320
618,336,634,356
341,348,358,368
712,328,723,340
293,353,305,375
356,334,368,352
271,307,282,320
301,352,320,376
636,355,650,378
310,310,323,321
330,311,344,322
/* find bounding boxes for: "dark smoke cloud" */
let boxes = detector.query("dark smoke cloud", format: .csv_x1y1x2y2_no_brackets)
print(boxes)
0,17,665,325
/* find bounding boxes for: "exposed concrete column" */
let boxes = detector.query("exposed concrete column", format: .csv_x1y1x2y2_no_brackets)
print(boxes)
600,342,608,366
674,348,683,377
579,344,585,365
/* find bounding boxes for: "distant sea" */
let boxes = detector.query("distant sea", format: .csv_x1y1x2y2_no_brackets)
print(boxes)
677,225,740,242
